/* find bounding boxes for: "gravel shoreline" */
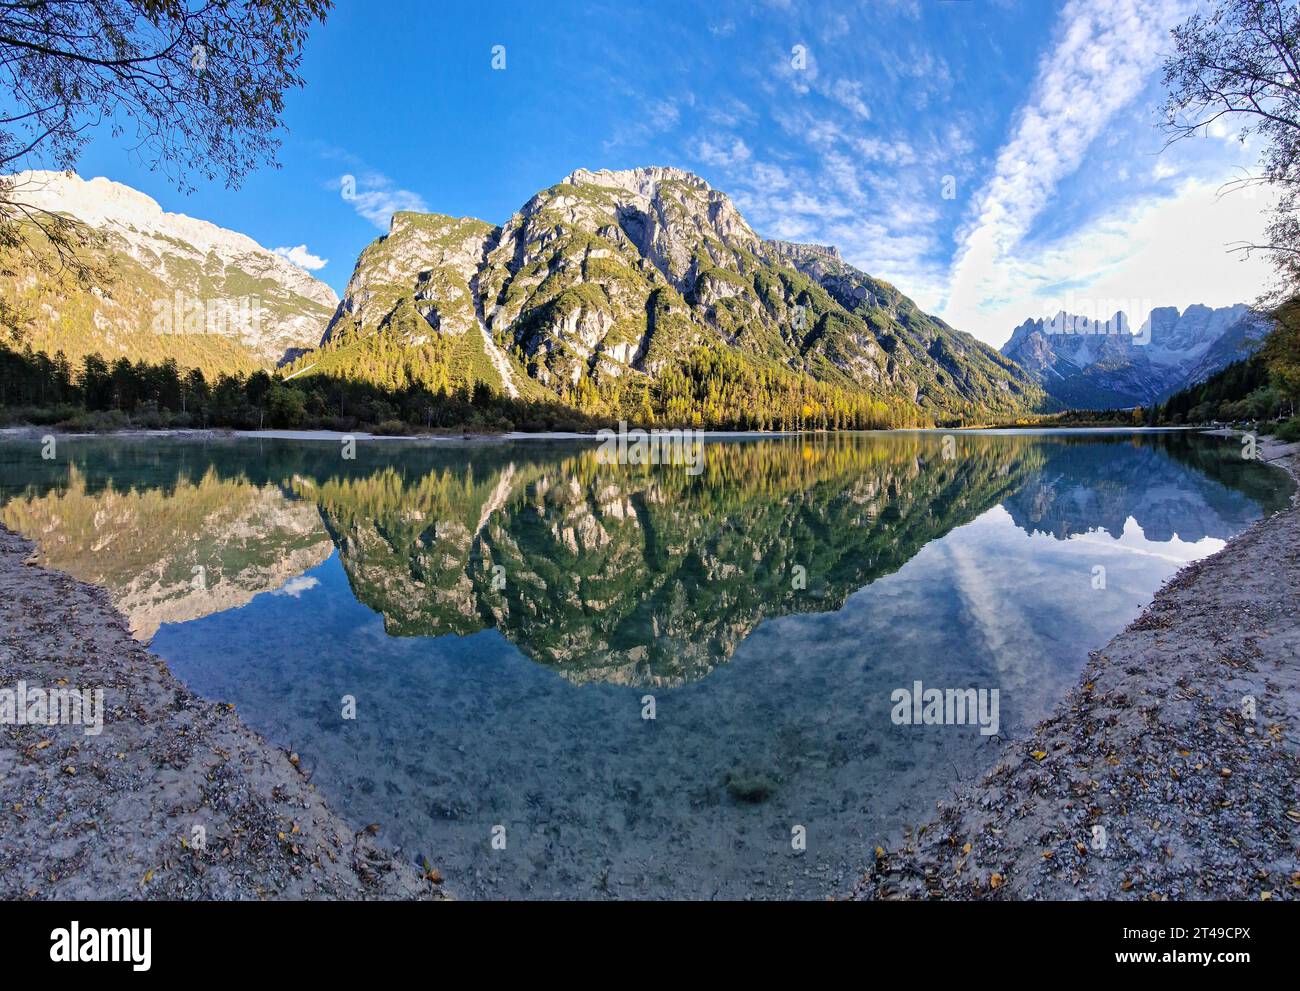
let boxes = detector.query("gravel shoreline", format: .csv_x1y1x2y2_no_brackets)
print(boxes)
853,437,1300,901
0,525,441,900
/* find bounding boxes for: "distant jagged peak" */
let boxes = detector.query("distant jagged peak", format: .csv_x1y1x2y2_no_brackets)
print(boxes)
1001,299,1272,409
1014,301,1259,342
1042,309,1133,337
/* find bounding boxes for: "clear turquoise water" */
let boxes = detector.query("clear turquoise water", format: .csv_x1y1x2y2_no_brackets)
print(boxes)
0,430,1290,898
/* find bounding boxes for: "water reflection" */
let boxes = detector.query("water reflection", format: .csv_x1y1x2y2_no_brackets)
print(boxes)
0,431,1289,898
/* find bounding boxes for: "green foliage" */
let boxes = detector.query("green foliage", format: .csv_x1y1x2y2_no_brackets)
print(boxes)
637,343,924,430
0,338,607,433
1261,296,1300,403
1274,416,1300,443
2,335,934,433
1158,357,1270,423
1158,299,1300,425
266,384,306,428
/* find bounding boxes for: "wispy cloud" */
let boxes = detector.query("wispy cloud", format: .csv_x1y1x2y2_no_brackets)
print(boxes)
774,42,818,95
336,172,428,230
820,13,850,41
828,78,871,120
941,0,1193,337
720,138,950,309
704,96,756,128
695,134,752,167
603,98,682,151
849,135,917,167
878,44,953,110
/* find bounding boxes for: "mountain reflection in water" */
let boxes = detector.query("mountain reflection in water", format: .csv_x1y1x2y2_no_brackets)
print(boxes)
0,431,1289,898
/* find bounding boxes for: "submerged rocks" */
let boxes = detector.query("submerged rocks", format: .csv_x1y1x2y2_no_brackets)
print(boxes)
725,766,780,804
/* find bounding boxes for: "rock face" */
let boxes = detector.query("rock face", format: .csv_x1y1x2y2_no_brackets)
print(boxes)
1000,303,1270,409
3,170,338,369
323,213,495,345
313,166,1039,417
245,438,1041,686
1,469,334,639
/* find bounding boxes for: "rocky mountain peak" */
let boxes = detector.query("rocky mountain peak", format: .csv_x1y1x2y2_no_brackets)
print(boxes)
2,170,338,368
301,165,1040,418
1002,302,1270,408
13,171,334,289
323,211,497,346
563,165,712,195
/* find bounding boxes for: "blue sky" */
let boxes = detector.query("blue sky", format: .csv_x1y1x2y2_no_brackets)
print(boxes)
67,0,1274,346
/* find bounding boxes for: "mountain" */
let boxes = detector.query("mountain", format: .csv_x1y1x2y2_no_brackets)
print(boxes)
1000,303,1270,409
0,171,338,374
304,437,1036,686
13,434,1287,688
2,465,333,639
298,166,1040,421
301,434,1287,687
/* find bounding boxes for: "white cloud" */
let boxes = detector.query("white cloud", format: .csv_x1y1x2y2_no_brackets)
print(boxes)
1152,160,1179,182
273,576,320,598
776,42,818,95
849,135,917,167
829,78,871,120
886,0,921,18
603,98,681,151
337,172,428,230
648,99,681,130
821,14,850,41
878,44,954,110
823,150,865,199
748,162,792,194
773,107,843,147
942,0,1194,341
705,96,755,127
695,134,752,168
272,244,328,271
945,178,1278,345
1206,115,1244,142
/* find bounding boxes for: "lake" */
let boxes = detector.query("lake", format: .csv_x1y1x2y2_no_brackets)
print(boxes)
0,429,1290,898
